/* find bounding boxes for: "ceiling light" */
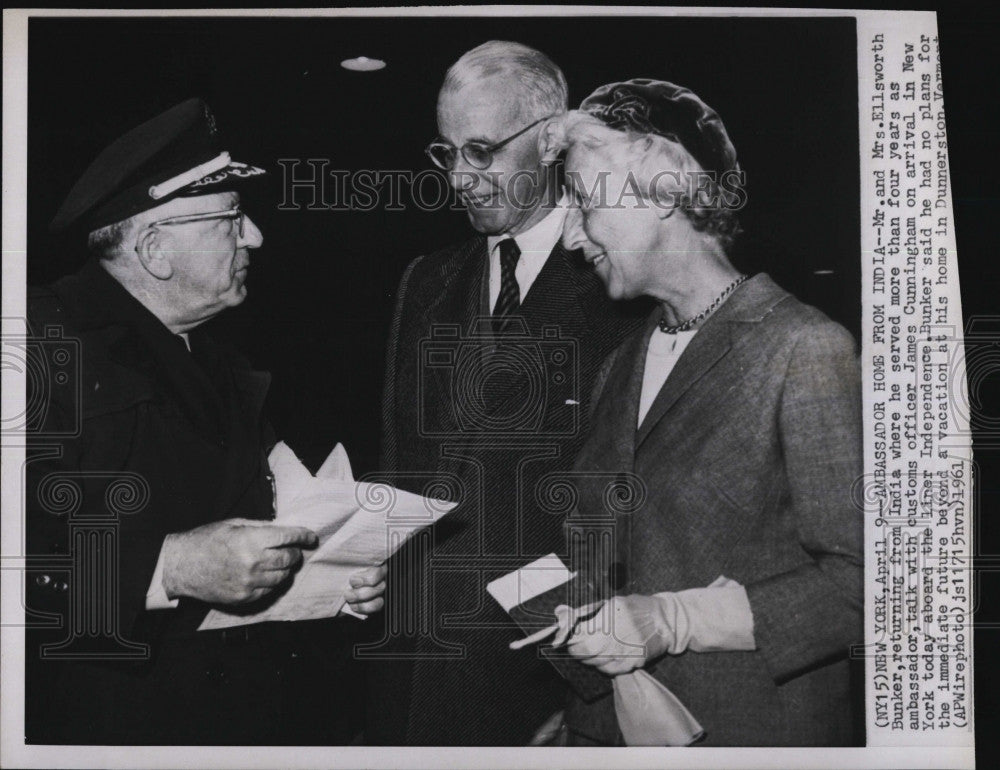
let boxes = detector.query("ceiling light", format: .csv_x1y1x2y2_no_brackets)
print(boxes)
341,56,386,72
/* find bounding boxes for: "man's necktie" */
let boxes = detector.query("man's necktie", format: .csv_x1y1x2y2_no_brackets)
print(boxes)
492,238,521,317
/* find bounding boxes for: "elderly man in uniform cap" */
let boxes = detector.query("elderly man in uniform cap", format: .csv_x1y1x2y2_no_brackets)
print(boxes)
25,99,385,744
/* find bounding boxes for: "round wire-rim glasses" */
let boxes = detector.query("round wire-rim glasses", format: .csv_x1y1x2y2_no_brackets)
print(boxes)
425,115,552,171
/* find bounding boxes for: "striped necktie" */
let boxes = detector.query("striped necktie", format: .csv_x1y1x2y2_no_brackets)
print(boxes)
492,238,521,317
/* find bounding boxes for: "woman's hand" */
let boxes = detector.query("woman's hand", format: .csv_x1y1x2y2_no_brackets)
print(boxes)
565,582,756,675
566,594,671,675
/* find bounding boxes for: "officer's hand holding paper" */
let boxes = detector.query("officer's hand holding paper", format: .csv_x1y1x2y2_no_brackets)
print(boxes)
199,442,455,630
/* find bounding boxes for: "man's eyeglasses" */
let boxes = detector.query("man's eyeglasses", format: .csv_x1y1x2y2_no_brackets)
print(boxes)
144,205,246,239
425,116,551,171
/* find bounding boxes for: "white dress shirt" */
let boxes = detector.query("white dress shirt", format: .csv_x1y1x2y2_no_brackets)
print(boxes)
486,194,569,310
637,328,697,426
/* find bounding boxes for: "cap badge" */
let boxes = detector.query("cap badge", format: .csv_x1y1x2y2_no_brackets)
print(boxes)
188,161,266,190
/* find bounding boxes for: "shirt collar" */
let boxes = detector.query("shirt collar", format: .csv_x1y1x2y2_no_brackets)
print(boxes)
487,191,570,258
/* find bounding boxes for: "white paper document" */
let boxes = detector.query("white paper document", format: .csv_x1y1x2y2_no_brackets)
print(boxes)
485,553,575,613
199,442,455,630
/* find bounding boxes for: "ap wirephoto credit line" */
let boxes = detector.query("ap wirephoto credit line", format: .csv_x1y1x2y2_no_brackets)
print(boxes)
861,22,972,746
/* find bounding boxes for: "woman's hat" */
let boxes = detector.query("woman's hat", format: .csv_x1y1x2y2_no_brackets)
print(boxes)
579,79,739,176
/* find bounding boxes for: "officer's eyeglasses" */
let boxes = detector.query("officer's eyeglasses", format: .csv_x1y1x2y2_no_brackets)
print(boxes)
145,205,246,238
425,116,551,171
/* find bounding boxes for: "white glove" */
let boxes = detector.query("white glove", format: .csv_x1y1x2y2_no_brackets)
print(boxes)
567,576,755,675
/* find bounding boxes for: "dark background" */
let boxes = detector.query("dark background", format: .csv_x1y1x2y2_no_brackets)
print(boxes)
934,5,1000,759
27,15,860,473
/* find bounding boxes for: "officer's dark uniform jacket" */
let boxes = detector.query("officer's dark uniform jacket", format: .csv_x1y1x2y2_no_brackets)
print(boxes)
24,259,302,744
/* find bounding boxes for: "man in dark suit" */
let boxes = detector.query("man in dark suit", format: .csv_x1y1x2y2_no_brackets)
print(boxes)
366,41,647,745
24,99,385,744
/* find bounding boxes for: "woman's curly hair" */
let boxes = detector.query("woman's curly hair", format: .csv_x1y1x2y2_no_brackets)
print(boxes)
556,111,744,253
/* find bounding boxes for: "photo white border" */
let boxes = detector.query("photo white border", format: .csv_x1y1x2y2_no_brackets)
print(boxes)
1,7,976,769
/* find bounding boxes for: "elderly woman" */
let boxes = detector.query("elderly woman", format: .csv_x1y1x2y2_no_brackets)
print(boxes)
552,80,863,746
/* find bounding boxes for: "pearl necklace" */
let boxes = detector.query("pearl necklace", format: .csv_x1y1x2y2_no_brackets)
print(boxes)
658,274,750,334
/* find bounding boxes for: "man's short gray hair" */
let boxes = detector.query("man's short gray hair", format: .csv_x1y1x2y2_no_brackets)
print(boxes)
441,40,568,120
86,219,131,260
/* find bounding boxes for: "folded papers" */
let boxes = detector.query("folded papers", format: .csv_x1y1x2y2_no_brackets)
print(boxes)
199,441,455,630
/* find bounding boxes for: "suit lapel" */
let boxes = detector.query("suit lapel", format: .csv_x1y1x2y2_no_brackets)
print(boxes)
603,314,655,472
419,236,487,335
417,237,488,436
633,275,791,451
635,311,734,449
